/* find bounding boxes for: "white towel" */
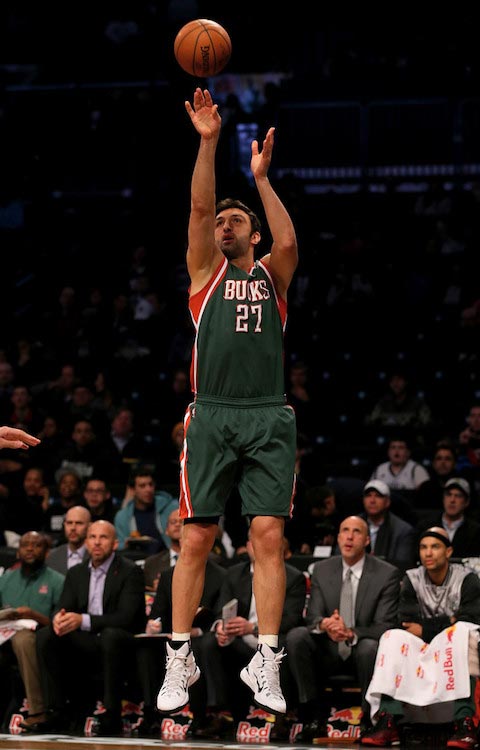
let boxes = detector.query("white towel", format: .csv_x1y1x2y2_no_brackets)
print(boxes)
366,621,480,721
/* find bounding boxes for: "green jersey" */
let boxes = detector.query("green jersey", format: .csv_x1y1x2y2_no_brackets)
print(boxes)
189,258,287,403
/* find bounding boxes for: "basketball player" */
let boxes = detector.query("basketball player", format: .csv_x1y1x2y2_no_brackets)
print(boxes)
157,88,298,716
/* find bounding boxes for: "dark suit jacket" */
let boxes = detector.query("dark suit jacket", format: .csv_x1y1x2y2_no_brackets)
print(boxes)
57,552,146,634
143,549,172,590
215,560,307,635
306,553,401,642
46,544,90,576
362,510,417,565
150,558,227,632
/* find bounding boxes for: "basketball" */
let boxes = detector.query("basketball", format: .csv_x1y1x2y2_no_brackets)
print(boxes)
174,19,232,77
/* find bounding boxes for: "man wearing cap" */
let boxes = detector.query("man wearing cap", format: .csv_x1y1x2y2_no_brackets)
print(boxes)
416,478,480,558
361,527,480,749
361,480,416,566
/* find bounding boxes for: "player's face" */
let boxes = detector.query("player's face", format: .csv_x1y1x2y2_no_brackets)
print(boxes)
215,209,254,260
419,538,451,572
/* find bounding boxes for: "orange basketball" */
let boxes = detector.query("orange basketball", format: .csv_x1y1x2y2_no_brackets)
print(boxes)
174,19,232,77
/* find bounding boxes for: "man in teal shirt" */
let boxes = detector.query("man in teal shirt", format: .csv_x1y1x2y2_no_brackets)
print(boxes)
0,531,64,730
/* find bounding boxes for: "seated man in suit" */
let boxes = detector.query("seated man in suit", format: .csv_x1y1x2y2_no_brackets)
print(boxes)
287,515,401,743
361,479,416,566
46,505,91,575
143,508,182,591
34,520,146,736
192,535,307,740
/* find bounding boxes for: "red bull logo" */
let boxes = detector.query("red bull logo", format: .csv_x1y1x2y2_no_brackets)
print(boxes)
416,666,424,679
237,720,271,741
328,706,363,725
122,699,144,717
395,674,403,687
246,707,274,721
401,643,409,655
446,626,455,642
161,717,190,739
8,714,25,735
434,650,440,662
420,643,428,653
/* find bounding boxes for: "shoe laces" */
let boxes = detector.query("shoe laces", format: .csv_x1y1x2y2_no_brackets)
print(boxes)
159,648,192,696
256,648,285,698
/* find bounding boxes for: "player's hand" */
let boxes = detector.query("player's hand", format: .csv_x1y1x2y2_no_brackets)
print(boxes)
402,621,422,637
251,127,274,180
185,88,221,139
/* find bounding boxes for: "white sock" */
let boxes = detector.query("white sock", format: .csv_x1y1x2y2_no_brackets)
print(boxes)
171,632,190,643
259,634,278,649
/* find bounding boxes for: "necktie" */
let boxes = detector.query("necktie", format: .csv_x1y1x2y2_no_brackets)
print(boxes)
338,568,354,660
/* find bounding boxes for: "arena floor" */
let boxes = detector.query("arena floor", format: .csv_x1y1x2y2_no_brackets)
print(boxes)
0,738,366,750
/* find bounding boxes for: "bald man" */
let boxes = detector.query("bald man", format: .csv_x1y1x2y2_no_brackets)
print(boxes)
46,506,92,575
286,515,401,742
35,521,146,736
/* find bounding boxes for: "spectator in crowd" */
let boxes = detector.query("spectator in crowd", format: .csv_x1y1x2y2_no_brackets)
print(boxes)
456,402,480,497
46,505,91,575
143,507,182,591
416,478,480,558
83,477,117,524
31,364,79,425
6,385,44,435
0,364,16,424
192,535,306,740
35,520,146,736
0,467,49,546
416,441,458,510
361,527,480,749
33,416,65,486
287,515,401,743
102,407,149,491
286,361,316,438
53,418,113,485
369,435,430,492
43,469,84,545
114,467,178,555
365,372,432,447
0,531,64,731
360,479,416,566
293,484,342,555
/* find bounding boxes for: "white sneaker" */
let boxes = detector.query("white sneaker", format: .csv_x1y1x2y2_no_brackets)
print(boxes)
157,641,200,712
240,644,287,714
